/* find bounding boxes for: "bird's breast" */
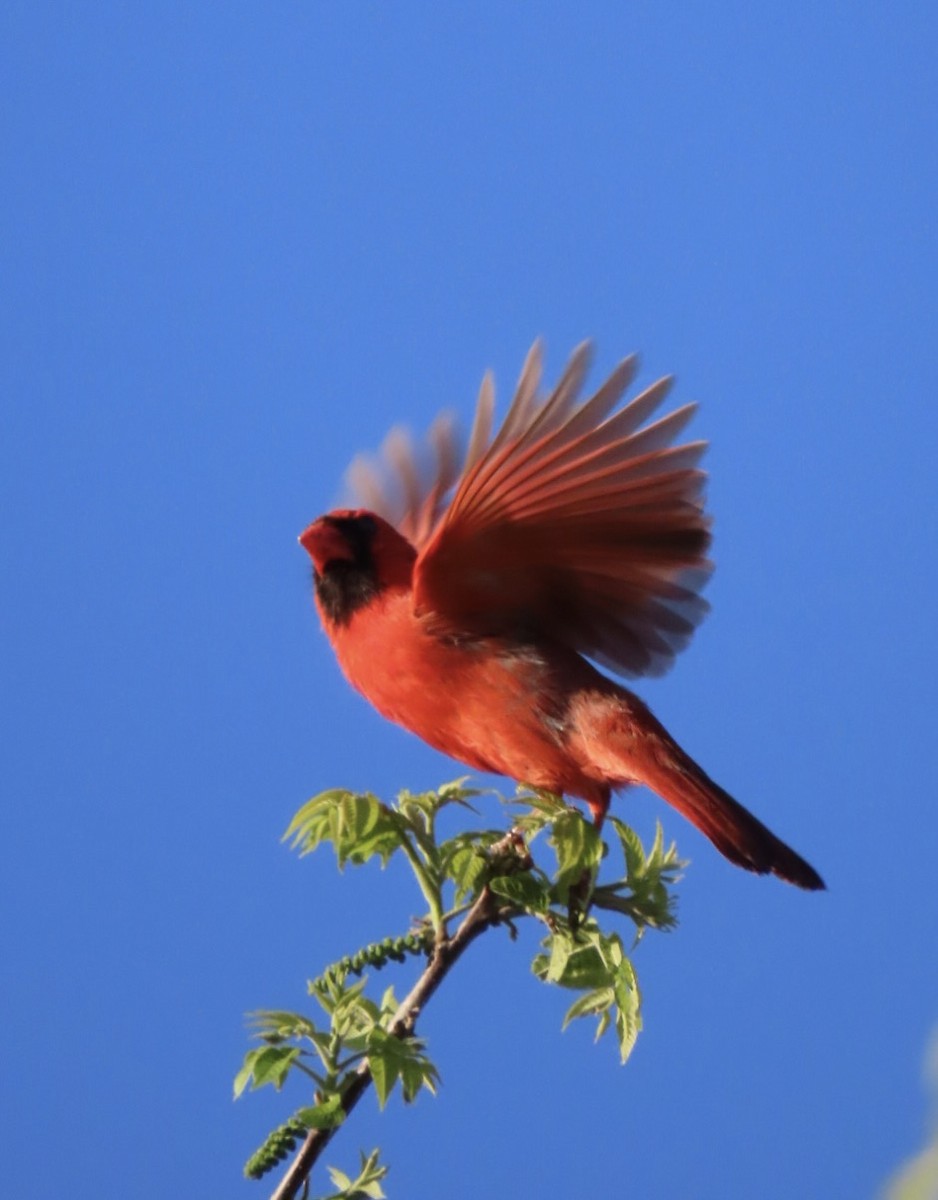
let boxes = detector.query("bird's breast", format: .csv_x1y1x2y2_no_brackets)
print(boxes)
326,589,581,788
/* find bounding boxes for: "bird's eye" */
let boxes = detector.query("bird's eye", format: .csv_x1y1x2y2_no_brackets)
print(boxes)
357,514,377,537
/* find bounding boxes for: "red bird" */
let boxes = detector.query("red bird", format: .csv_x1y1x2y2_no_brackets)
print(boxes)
301,343,823,890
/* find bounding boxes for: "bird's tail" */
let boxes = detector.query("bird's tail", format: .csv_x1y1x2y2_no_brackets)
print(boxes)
636,745,825,890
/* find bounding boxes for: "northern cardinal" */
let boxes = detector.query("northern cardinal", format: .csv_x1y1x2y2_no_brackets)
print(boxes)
301,343,823,890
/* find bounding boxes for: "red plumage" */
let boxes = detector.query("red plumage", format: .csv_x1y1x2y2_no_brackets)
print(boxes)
301,342,823,890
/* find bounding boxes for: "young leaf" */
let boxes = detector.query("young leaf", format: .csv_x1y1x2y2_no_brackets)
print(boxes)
233,1045,301,1097
331,980,382,1039
514,787,569,822
549,809,604,886
327,1166,353,1191
534,925,616,990
284,789,355,854
233,1048,263,1100
440,832,498,904
533,923,645,1063
612,957,642,1063
366,1028,439,1110
294,1094,345,1131
488,871,550,913
545,930,574,982
246,1009,321,1043
397,779,480,820
368,1042,395,1111
337,793,403,868
326,1149,388,1199
562,986,615,1029
605,817,684,930
283,790,404,869
398,1053,440,1104
609,815,646,877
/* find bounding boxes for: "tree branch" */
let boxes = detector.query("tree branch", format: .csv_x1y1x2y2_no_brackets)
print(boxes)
268,886,502,1200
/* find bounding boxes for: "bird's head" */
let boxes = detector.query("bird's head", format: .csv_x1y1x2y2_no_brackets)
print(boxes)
299,509,416,626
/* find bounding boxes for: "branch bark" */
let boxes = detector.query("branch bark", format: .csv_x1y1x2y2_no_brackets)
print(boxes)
268,887,502,1200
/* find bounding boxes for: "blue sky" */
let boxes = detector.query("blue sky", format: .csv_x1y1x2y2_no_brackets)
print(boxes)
3,4,937,1197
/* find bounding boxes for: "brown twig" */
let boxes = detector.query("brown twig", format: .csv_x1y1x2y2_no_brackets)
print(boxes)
268,886,502,1200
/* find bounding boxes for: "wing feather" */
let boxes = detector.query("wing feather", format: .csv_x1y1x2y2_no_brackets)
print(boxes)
346,341,714,679
344,415,462,546
465,371,495,471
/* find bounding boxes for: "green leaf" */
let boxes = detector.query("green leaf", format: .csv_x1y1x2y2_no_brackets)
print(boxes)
535,925,617,990
366,1027,440,1110
488,871,550,913
515,786,568,817
233,1045,300,1097
440,832,495,903
550,809,604,886
397,778,481,820
394,779,483,863
546,930,574,982
609,816,646,877
284,789,354,853
337,793,402,867
327,1166,353,1191
604,818,684,930
325,1149,388,1199
249,1044,302,1090
532,923,644,1063
233,1048,261,1100
613,969,642,1063
398,1052,440,1103
369,1045,394,1110
283,790,404,869
246,1009,320,1042
294,1093,345,1130
562,986,615,1029
331,980,382,1039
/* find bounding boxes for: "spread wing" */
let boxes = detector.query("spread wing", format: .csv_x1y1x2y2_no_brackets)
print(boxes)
345,410,466,549
347,341,713,679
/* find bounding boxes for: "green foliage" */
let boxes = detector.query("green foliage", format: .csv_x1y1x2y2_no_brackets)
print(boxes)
325,1149,388,1199
239,781,683,1193
514,791,605,903
593,818,683,931
283,779,488,930
533,923,641,1062
284,789,405,870
234,1044,302,1098
367,1027,440,1110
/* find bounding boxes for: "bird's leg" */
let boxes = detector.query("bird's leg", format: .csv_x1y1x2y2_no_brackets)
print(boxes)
585,786,611,830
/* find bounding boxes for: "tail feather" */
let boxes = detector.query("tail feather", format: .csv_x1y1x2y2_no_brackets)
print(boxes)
641,753,825,891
